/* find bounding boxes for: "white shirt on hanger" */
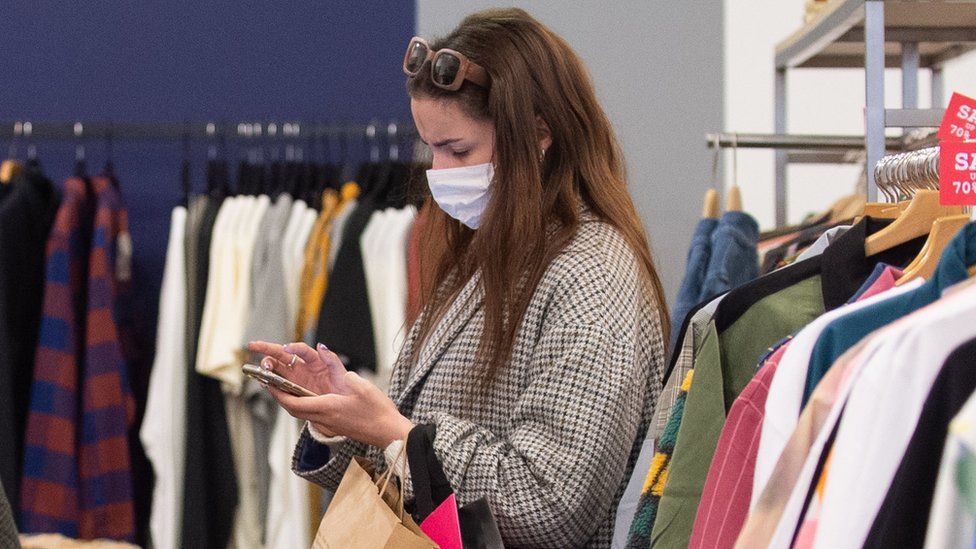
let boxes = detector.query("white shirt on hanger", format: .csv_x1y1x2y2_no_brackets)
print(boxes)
265,409,311,549
199,194,270,392
282,199,309,331
813,282,976,549
762,281,969,549
140,206,188,549
195,197,240,385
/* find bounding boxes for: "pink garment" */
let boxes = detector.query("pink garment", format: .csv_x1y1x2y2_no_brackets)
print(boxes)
689,343,789,549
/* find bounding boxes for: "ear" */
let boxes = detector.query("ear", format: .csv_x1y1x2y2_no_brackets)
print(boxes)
535,115,553,152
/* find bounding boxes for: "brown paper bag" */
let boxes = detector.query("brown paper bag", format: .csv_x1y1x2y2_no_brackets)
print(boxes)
312,455,437,549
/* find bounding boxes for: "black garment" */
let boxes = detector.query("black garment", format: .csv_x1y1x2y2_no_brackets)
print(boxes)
314,196,377,372
863,338,976,549
0,168,59,521
181,195,238,549
714,217,927,333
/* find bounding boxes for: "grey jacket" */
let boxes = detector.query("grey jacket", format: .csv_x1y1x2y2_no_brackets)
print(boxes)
292,218,665,548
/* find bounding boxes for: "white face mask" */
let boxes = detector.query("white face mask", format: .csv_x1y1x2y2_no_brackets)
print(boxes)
425,162,494,229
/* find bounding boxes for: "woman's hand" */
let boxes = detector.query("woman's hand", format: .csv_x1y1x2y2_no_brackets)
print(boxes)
246,341,348,396
246,341,413,448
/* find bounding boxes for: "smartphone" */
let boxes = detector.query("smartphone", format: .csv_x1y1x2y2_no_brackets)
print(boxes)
242,364,319,397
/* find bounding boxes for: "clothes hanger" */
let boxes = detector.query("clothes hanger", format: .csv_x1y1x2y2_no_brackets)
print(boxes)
725,133,742,212
703,135,720,219
1,122,25,185
864,191,964,256
895,214,971,285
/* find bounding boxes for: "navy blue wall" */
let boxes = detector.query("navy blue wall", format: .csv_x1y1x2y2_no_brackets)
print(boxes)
0,1,416,350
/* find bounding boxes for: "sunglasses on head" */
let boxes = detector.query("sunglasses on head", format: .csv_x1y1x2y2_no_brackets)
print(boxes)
403,36,491,92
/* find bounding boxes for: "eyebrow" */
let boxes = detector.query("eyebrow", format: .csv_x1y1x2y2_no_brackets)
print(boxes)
424,138,462,148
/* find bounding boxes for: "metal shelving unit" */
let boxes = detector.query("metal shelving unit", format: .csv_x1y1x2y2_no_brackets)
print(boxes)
771,0,976,226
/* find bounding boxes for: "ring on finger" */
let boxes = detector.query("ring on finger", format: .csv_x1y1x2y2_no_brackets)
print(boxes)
288,354,299,367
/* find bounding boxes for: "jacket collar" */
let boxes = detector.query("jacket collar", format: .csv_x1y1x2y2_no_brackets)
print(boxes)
393,270,485,409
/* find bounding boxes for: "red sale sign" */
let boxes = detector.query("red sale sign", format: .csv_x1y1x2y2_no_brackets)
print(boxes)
939,92,976,142
940,141,976,206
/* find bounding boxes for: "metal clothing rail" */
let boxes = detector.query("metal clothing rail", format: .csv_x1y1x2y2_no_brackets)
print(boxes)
705,132,903,151
0,120,416,141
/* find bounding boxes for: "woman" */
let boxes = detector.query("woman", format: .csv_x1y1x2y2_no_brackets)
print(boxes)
249,8,668,547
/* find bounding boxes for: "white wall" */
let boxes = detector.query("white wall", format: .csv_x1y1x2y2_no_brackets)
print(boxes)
725,0,976,229
416,1,725,305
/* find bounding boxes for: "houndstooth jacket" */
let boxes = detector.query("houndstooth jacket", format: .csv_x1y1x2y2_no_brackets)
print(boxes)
292,217,665,548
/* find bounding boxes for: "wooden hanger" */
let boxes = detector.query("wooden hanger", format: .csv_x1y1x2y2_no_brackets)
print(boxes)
702,188,720,219
864,190,965,256
0,160,23,185
862,202,902,219
895,214,971,285
826,194,867,223
726,185,742,212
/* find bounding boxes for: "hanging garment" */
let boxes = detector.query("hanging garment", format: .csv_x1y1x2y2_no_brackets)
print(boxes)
859,337,975,547
740,275,967,549
652,217,926,549
699,211,760,302
361,206,416,388
297,189,340,339
294,217,665,548
625,369,694,548
688,342,787,549
328,194,359,272
281,198,309,330
0,166,58,519
22,177,137,541
733,321,908,548
264,410,311,549
241,192,295,543
180,193,238,549
314,193,379,372
803,281,976,549
802,223,976,408
196,194,269,391
612,296,722,549
793,225,851,263
668,217,718,355
924,379,976,549
752,265,909,507
140,206,187,549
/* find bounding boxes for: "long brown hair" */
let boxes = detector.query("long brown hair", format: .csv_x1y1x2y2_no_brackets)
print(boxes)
407,8,669,383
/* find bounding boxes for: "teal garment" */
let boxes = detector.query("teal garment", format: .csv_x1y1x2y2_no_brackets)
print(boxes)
803,222,976,406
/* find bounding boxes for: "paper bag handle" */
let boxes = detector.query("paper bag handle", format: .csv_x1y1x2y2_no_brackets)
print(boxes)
377,439,408,519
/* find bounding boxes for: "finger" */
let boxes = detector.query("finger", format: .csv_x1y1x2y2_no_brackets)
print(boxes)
259,356,286,373
267,386,313,419
283,342,319,365
247,341,296,366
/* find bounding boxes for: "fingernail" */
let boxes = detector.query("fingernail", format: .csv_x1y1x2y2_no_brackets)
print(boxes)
261,358,273,370
282,343,290,352
318,343,329,351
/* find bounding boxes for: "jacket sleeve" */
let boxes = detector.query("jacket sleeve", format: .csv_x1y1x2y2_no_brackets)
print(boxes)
290,425,370,492
424,280,656,548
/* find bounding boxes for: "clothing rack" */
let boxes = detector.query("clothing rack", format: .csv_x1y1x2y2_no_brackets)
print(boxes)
0,120,416,141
